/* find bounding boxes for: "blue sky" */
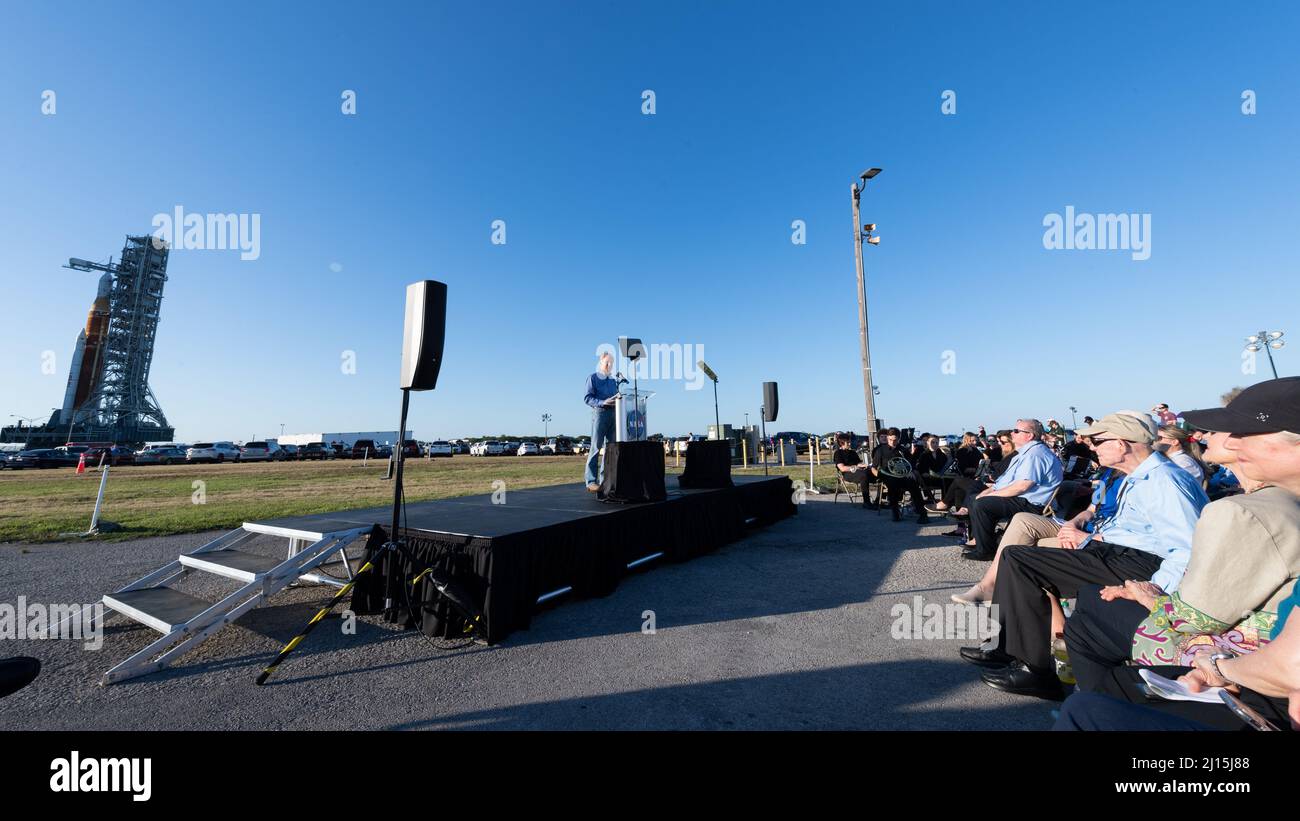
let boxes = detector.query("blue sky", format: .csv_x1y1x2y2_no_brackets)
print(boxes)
2,1,1297,442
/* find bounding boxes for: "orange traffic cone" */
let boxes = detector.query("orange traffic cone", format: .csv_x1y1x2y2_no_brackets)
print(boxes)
76,453,86,475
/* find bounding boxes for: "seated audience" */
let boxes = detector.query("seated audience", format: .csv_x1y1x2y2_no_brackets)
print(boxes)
870,427,930,523
1064,378,1300,697
1055,574,1299,731
832,432,871,509
953,432,984,478
960,412,1206,699
1154,423,1207,483
963,419,1063,561
951,462,1126,605
929,430,1015,515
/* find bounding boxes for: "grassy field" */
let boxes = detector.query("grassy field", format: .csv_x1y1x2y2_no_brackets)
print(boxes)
0,455,843,543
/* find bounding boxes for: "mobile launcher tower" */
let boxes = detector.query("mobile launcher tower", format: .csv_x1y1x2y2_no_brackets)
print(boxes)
2,235,175,448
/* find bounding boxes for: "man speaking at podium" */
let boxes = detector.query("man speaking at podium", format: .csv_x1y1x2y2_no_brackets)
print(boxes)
584,351,619,491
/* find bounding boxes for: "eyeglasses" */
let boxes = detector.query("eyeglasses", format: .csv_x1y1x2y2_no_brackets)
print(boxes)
1091,437,1118,446
1012,428,1033,435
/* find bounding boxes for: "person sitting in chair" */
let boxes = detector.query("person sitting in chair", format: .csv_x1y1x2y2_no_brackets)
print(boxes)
871,428,930,524
833,432,871,508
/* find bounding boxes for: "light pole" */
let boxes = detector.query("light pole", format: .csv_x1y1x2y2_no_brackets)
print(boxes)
1245,330,1286,379
1068,406,1078,429
541,413,552,439
9,414,40,447
851,167,883,465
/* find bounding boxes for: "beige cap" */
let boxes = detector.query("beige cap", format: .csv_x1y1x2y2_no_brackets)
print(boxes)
1076,412,1156,444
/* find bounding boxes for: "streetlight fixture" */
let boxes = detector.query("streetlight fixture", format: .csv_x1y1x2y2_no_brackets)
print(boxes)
851,167,883,464
541,413,552,439
9,414,42,447
1068,406,1078,429
1245,330,1286,379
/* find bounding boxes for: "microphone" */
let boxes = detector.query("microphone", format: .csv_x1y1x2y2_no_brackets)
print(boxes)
615,372,629,384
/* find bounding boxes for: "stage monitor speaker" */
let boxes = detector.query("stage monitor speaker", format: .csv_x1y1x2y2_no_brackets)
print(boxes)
762,382,779,422
400,280,447,391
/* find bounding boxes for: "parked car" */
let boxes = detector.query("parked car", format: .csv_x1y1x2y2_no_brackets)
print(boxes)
573,439,591,454
399,440,421,459
91,445,136,466
6,449,78,469
187,442,241,463
426,441,453,458
239,441,274,462
517,442,539,456
298,442,329,461
348,439,379,459
486,441,507,456
272,444,299,460
135,445,187,465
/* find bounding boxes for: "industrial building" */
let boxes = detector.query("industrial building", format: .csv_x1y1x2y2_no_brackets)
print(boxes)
1,235,175,448
277,432,409,447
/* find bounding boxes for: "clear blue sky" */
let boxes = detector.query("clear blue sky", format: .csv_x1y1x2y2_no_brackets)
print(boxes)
2,1,1297,442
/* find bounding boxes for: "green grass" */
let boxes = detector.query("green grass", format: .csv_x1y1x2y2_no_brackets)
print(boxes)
0,454,840,543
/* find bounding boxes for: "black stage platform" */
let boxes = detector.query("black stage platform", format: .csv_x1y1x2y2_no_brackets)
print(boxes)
258,475,795,643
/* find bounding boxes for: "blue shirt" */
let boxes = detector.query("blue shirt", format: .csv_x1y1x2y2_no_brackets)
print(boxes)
1087,467,1123,530
1084,451,1208,593
1273,580,1299,637
584,371,619,412
991,439,1062,507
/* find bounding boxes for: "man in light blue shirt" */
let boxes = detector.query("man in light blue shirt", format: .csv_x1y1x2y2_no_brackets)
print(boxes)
962,412,1208,700
583,352,619,490
965,419,1063,560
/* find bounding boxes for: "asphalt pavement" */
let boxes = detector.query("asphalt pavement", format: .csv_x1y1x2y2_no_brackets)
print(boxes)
0,493,1058,730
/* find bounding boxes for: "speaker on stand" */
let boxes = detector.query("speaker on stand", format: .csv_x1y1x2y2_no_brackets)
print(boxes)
761,381,778,477
384,280,447,619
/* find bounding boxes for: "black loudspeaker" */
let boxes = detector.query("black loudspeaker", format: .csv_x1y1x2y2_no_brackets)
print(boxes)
619,336,645,360
400,280,447,391
762,382,779,422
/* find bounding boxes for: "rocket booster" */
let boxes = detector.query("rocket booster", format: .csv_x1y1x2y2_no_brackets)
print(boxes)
60,273,112,418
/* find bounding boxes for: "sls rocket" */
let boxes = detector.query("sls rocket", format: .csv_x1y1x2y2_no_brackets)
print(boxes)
59,273,112,420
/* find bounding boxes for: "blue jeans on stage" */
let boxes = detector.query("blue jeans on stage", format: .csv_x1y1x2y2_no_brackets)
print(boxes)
585,407,616,485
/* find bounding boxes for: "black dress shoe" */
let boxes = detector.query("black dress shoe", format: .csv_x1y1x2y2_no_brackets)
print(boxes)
981,662,1066,700
959,646,1015,668
962,549,995,561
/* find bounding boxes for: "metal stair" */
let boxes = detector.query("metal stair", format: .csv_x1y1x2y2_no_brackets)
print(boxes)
83,521,372,685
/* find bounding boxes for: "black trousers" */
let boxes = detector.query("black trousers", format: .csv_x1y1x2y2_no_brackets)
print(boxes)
970,494,1038,554
881,475,926,513
942,477,985,508
1071,665,1293,731
993,541,1162,673
1064,583,1150,693
840,467,871,506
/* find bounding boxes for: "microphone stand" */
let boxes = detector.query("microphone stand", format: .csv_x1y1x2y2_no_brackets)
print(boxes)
760,405,768,476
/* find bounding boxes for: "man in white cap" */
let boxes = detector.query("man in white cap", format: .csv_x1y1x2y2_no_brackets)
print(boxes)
960,411,1208,699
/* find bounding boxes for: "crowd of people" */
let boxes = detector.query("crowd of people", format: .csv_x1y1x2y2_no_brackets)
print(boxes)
833,380,1300,731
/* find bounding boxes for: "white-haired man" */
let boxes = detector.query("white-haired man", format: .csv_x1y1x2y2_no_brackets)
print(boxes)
583,351,620,491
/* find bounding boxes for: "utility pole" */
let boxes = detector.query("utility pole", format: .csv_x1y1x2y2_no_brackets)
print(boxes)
851,168,882,464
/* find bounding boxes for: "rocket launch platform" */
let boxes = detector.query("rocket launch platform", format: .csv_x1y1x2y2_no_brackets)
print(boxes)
2,235,175,448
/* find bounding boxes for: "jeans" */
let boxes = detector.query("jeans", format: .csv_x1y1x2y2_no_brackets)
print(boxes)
585,408,616,485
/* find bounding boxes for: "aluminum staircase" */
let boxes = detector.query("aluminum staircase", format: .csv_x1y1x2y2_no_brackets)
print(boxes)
89,521,373,685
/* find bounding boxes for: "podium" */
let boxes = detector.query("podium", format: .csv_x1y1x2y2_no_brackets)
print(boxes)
614,390,655,442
